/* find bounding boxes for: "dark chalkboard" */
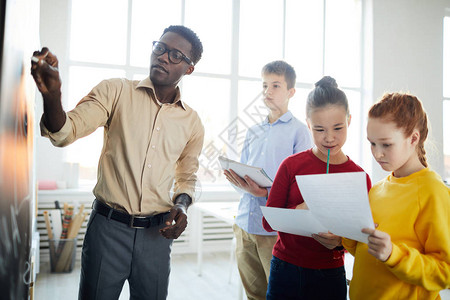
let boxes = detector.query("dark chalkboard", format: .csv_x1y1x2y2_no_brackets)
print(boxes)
0,0,39,299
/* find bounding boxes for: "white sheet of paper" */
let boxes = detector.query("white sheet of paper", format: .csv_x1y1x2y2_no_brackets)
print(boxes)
260,206,328,237
295,172,374,243
218,156,273,187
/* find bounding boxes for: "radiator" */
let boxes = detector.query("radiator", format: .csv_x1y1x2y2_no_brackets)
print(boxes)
37,191,234,261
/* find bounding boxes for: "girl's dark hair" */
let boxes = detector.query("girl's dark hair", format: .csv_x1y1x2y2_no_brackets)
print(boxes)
162,25,203,65
369,92,429,167
306,76,349,117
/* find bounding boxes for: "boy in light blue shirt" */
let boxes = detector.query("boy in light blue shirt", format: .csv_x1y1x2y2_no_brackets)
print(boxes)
224,60,313,300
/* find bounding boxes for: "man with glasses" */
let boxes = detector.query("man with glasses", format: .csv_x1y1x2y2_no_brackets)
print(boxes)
31,25,204,300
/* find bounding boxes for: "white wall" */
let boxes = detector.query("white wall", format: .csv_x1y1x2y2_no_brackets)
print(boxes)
35,0,448,183
35,0,71,182
369,0,446,182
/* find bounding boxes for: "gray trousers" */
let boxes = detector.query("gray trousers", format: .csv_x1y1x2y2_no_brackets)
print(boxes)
78,210,173,300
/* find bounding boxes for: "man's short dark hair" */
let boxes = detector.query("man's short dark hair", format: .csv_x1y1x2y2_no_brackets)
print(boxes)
162,25,203,65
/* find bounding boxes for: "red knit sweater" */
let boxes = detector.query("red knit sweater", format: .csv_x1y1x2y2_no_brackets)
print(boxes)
263,149,372,269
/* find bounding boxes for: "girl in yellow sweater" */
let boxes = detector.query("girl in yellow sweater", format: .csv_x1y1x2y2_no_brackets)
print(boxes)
343,92,450,299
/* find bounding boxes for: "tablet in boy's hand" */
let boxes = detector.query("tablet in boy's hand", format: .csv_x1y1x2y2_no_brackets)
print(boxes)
218,156,273,187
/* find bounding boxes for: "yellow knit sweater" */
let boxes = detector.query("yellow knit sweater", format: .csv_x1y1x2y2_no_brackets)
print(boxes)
343,168,450,299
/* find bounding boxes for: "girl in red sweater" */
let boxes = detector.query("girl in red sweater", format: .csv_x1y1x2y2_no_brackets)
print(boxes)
263,76,371,300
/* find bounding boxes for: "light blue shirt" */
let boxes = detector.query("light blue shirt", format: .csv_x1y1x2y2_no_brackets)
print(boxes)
234,111,313,235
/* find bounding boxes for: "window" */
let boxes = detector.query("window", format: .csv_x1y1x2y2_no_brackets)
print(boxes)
443,16,450,183
64,0,363,186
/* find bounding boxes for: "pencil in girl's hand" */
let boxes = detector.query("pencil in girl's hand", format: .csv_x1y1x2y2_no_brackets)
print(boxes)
326,149,330,174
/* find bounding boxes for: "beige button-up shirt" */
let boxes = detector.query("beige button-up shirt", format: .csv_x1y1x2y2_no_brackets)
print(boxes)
41,77,204,215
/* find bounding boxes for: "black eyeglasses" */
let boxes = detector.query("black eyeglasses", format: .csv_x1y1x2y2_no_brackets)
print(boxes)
152,41,194,66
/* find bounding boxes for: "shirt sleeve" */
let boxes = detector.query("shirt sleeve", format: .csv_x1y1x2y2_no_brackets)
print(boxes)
40,112,73,146
234,130,252,194
293,126,313,154
240,130,251,164
365,173,372,191
172,118,205,203
40,79,113,147
384,185,450,291
342,238,358,256
262,160,291,232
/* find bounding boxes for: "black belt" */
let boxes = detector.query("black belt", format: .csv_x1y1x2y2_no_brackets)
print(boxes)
93,199,168,229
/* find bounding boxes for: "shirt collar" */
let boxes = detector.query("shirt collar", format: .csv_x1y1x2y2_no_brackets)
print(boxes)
264,110,294,125
136,76,186,110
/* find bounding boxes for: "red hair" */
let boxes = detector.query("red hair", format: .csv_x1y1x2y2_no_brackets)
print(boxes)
368,92,428,167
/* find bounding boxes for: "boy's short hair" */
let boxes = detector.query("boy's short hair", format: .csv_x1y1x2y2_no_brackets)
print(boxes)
162,25,203,65
261,60,296,89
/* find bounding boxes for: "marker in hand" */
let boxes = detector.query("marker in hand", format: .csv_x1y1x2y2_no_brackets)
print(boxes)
31,52,58,71
31,51,48,63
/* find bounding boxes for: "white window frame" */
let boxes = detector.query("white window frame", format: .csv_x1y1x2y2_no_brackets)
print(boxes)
63,0,366,188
